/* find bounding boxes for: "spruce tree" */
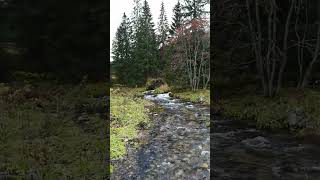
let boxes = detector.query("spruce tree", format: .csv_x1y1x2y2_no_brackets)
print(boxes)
131,0,142,36
133,0,159,84
170,0,183,35
157,1,169,45
112,13,132,84
181,0,209,20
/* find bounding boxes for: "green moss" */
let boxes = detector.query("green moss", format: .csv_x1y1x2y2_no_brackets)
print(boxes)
110,134,126,159
110,164,114,174
110,87,152,163
173,89,210,105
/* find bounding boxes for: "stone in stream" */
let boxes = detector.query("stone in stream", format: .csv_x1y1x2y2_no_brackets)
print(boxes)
201,163,209,169
176,126,188,136
175,169,184,176
241,136,271,148
194,112,201,117
201,151,210,157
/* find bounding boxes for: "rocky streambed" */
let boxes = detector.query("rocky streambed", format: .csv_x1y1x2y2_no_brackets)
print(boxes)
212,116,320,179
112,92,320,180
111,93,210,179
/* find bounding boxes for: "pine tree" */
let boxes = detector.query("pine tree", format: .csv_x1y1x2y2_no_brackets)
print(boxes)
170,0,183,35
112,13,132,84
157,1,169,45
181,0,209,20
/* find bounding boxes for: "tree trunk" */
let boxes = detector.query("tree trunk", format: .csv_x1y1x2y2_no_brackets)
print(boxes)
300,23,320,88
296,0,308,88
276,0,295,93
246,0,268,96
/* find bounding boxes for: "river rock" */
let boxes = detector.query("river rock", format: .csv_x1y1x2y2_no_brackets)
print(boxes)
201,163,209,169
175,170,184,176
194,112,201,117
241,136,271,148
201,151,210,157
287,108,307,129
144,90,155,95
176,127,187,135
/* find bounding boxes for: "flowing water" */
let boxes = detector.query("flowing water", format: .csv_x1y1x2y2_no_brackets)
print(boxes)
212,116,320,180
112,92,210,179
112,92,320,180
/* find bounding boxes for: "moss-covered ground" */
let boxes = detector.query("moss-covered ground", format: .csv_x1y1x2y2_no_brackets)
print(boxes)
214,88,320,136
172,89,210,105
110,86,153,173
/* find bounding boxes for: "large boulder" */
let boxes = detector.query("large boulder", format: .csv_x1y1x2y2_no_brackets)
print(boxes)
146,79,165,90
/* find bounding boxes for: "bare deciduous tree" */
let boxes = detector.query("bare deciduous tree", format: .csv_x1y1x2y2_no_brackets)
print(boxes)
246,0,297,96
174,18,210,91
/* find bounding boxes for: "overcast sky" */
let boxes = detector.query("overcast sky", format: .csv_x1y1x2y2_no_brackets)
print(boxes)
110,0,180,61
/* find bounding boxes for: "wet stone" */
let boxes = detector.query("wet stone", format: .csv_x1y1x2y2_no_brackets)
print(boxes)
241,136,271,149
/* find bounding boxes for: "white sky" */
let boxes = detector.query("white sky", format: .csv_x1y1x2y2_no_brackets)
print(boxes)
110,0,180,62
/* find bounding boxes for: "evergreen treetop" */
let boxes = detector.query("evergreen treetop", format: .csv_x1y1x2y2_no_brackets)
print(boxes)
157,1,169,44
170,0,183,35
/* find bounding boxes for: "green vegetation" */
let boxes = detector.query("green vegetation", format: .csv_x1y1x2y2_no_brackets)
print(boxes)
112,0,209,90
172,89,210,105
0,82,107,179
110,87,153,172
111,0,209,174
112,0,160,86
1,0,108,177
216,89,320,135
214,0,320,135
